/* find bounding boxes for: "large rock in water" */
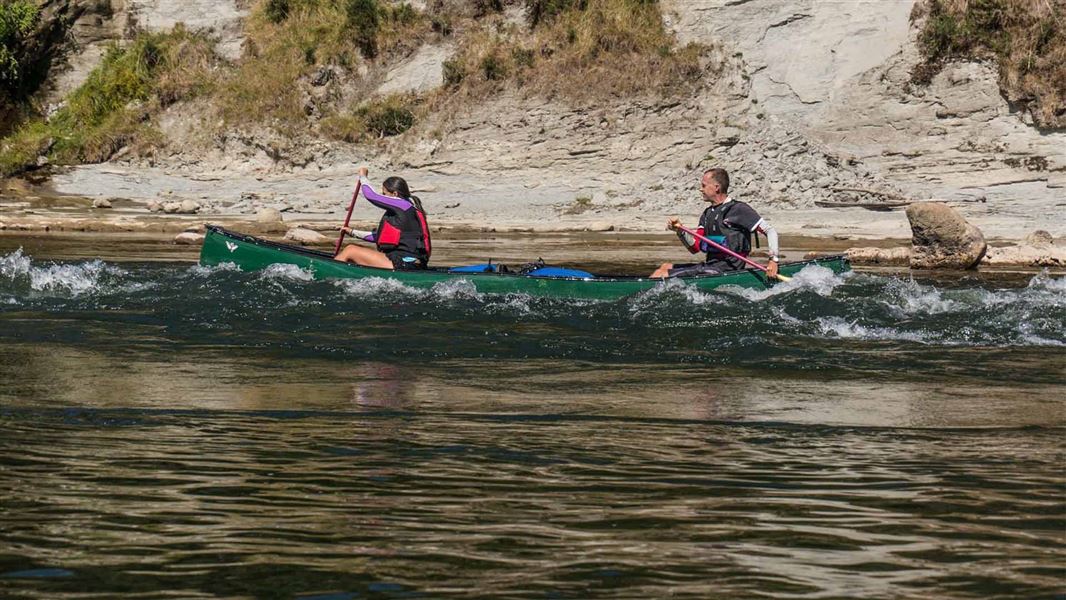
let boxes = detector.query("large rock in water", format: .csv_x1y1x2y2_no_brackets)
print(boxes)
905,202,987,269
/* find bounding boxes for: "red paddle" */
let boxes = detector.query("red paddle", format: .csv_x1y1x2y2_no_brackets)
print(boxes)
334,179,363,256
678,225,791,282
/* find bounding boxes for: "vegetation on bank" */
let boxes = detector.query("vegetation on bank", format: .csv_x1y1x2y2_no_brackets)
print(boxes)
1,28,219,176
911,0,1065,128
0,1,41,136
442,0,705,100
0,1,38,93
0,0,708,176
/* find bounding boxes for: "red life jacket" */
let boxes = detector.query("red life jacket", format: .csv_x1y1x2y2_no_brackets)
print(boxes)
375,203,431,262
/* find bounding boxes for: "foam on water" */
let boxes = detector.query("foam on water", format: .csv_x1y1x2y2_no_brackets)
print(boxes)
720,264,848,301
3,248,1063,351
430,278,481,301
0,248,32,279
627,278,727,317
332,276,422,300
257,263,314,282
0,249,126,297
879,277,964,316
814,316,931,343
188,261,241,276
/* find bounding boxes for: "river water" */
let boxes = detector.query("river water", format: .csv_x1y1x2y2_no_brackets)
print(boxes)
0,246,1063,599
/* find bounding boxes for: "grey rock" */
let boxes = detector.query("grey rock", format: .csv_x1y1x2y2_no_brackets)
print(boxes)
1024,230,1054,247
257,208,283,223
845,246,911,265
906,202,987,269
310,67,334,87
586,222,615,232
983,244,1066,267
173,232,205,245
92,198,112,209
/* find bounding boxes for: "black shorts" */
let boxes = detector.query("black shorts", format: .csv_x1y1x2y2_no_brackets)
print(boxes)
667,258,734,278
386,251,426,271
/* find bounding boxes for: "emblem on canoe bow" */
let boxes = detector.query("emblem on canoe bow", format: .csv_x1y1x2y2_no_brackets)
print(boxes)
225,241,238,253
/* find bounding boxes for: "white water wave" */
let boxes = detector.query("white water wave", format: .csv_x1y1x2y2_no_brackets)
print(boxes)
628,278,727,316
815,317,931,343
431,278,482,301
880,278,964,317
1024,271,1066,303
333,276,422,300
257,263,314,282
720,265,849,301
0,248,32,279
1,249,127,296
188,261,242,276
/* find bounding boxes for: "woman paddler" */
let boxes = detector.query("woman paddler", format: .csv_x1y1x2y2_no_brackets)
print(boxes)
335,167,432,270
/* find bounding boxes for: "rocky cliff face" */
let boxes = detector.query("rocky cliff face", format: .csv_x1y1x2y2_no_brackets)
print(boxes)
44,0,246,102
25,0,1066,234
661,0,1063,205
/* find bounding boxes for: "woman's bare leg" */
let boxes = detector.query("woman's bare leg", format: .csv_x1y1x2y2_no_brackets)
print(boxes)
334,245,394,269
649,263,673,278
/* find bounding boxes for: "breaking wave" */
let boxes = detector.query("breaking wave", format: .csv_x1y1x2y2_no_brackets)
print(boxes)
1,251,1063,368
0,248,131,296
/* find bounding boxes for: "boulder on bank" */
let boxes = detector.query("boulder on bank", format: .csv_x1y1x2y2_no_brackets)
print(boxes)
1025,230,1054,247
284,227,329,245
983,232,1065,266
256,207,283,223
92,199,112,209
845,246,911,265
173,232,205,245
905,202,986,269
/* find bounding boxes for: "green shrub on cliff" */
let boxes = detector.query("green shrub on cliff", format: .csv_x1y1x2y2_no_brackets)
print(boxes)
0,0,39,94
912,0,1065,128
223,0,426,129
320,94,417,142
0,28,218,176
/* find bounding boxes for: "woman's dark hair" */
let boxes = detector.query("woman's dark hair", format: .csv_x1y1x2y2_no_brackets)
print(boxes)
383,176,425,214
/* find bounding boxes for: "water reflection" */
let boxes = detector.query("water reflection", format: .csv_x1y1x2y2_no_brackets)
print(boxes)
2,345,1063,428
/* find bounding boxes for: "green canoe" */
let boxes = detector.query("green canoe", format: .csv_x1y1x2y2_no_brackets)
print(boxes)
199,225,850,300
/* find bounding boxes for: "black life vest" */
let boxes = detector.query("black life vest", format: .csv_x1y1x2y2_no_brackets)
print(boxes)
375,203,431,262
700,201,753,260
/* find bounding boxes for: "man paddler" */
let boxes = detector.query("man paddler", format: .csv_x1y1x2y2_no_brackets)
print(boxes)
650,168,780,279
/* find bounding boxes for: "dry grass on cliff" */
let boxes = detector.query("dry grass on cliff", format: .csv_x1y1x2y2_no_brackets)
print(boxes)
1,0,715,175
440,0,707,102
0,27,219,176
912,0,1065,129
219,0,429,130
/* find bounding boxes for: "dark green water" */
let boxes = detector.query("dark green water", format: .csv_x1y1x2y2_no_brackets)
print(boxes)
1,249,1063,599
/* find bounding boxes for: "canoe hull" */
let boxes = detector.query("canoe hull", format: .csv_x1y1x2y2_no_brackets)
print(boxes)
198,226,850,300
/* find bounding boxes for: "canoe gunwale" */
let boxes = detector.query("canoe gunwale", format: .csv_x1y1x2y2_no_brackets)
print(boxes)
203,224,848,285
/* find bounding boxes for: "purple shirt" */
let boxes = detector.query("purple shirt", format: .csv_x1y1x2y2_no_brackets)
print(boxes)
358,177,417,243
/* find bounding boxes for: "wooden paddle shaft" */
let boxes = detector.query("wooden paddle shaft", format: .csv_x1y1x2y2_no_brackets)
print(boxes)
334,180,363,256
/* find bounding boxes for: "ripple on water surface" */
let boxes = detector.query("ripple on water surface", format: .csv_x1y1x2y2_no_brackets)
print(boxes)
0,250,1063,598
0,410,1062,599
